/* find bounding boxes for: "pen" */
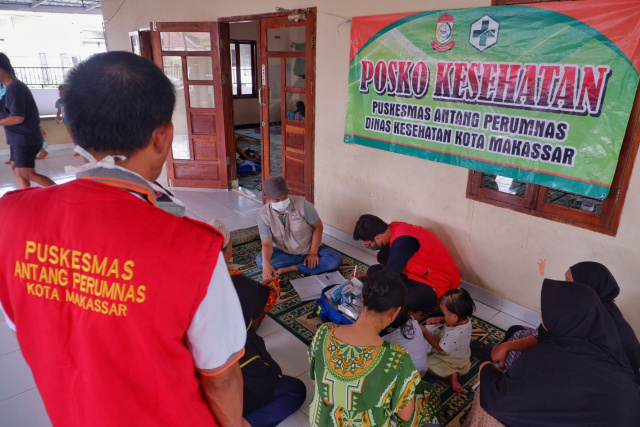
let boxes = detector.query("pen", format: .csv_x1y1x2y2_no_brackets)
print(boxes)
353,265,357,277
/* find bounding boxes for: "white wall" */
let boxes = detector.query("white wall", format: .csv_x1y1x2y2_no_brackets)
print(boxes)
100,0,640,334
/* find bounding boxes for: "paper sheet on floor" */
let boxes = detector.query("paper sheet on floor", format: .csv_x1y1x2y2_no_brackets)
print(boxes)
290,271,347,301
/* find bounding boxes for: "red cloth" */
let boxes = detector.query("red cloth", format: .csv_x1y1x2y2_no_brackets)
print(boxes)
0,180,224,426
389,221,460,298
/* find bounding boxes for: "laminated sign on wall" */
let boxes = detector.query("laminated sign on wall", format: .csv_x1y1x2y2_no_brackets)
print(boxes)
344,1,640,198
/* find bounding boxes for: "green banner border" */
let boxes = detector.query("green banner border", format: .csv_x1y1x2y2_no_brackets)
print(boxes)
345,134,611,198
351,6,635,72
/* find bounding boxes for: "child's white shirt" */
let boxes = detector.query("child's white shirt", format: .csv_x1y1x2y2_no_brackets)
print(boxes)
426,320,472,357
383,317,432,376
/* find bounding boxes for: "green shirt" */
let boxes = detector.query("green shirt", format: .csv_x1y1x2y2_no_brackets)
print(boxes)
308,323,442,426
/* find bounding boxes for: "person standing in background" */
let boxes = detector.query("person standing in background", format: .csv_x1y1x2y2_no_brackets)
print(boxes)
0,53,55,188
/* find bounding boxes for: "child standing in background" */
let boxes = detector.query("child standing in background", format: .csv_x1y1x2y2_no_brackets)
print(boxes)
54,84,77,156
35,126,48,159
421,288,474,392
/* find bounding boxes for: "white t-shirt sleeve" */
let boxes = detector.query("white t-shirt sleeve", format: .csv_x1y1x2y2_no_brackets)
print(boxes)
186,253,246,375
0,299,16,332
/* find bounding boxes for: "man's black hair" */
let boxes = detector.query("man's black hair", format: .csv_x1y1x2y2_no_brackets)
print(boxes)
0,53,15,76
64,51,175,156
353,214,389,241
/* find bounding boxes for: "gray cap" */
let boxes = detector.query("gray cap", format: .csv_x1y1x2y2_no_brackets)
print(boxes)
210,219,231,249
263,176,289,199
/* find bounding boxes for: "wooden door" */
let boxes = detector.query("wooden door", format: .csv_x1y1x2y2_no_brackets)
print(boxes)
151,22,230,188
260,11,316,201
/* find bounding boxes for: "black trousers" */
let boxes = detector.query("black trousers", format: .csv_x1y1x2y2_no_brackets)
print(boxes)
366,264,438,312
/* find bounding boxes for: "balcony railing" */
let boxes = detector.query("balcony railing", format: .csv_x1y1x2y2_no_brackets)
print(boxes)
14,67,71,89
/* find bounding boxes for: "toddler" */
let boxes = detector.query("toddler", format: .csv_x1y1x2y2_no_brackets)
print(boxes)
421,288,474,392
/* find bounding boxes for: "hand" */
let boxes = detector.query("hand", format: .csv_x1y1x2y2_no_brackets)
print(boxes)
55,118,61,125
426,316,444,325
262,263,277,281
260,275,279,285
491,343,510,369
350,271,367,281
304,253,319,269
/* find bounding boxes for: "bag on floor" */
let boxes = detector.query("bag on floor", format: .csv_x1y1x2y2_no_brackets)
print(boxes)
316,284,355,325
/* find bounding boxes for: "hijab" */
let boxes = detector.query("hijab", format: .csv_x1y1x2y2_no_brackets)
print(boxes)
570,261,640,381
480,279,640,427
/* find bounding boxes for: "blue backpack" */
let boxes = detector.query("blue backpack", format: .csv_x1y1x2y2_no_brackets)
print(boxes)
315,284,355,325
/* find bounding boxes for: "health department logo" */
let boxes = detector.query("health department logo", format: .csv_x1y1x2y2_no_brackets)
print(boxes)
469,15,499,52
431,13,455,52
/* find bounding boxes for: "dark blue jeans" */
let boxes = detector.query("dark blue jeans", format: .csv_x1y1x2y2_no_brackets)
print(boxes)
244,375,307,427
256,244,343,275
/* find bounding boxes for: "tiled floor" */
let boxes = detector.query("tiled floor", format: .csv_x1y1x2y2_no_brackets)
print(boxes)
0,146,540,426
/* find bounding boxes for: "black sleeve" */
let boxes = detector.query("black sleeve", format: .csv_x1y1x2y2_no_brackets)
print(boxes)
536,323,552,343
383,236,420,274
231,274,271,327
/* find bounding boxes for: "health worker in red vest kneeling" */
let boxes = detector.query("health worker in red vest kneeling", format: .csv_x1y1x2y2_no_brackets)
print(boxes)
256,176,343,280
353,214,460,317
0,52,247,427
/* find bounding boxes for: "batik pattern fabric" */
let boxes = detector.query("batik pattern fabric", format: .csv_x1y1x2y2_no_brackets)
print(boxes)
308,323,442,426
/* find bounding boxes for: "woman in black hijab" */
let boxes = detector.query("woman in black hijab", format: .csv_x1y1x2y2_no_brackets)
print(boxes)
569,261,640,385
465,280,640,427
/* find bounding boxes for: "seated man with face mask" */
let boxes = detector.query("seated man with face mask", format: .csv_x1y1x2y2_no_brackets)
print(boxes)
256,176,343,280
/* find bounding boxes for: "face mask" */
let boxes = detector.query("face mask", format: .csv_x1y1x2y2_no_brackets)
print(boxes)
271,197,290,212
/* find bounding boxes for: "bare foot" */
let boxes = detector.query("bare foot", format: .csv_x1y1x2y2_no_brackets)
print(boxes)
36,150,49,160
276,265,298,275
450,372,465,393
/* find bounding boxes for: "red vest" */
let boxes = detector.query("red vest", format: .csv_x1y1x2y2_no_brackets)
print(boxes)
0,179,224,426
388,221,460,298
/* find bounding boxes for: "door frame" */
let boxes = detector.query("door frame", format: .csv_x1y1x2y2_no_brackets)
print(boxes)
150,21,231,189
220,8,317,201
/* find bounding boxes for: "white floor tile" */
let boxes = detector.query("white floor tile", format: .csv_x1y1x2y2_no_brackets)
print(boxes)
0,351,37,401
326,239,377,265
276,409,309,426
0,388,51,427
185,210,205,222
500,298,541,327
264,329,310,378
217,213,258,231
487,312,524,331
256,316,284,338
184,200,239,222
224,196,263,214
240,208,261,221
296,370,314,416
0,322,19,356
472,301,500,323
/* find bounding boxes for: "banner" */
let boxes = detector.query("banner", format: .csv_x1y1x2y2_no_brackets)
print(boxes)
344,1,640,198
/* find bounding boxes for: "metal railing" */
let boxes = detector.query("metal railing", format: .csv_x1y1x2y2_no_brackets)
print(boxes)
14,67,71,89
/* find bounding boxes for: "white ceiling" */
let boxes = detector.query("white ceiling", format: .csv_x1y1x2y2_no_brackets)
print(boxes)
0,0,101,14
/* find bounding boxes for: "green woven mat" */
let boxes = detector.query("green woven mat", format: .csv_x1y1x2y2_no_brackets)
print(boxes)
230,226,505,426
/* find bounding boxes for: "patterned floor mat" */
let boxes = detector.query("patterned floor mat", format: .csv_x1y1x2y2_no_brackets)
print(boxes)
230,227,506,426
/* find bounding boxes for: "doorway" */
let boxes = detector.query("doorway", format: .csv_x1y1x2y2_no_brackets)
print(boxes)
224,9,316,203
